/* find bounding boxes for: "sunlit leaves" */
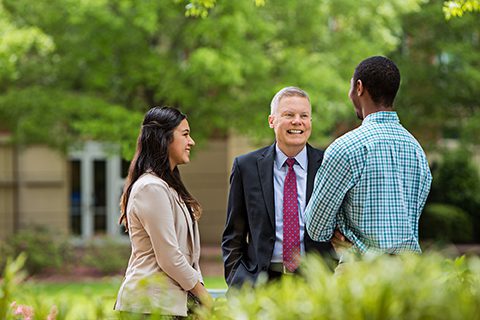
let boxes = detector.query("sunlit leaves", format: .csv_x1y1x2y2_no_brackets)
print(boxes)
444,0,480,19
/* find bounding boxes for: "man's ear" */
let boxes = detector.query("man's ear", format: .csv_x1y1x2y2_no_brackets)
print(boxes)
356,79,364,96
268,115,275,128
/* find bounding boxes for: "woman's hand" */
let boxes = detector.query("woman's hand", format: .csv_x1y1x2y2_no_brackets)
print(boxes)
190,281,213,309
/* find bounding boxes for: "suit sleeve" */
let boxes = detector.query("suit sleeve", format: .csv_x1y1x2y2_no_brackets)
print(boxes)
133,183,201,291
222,158,249,286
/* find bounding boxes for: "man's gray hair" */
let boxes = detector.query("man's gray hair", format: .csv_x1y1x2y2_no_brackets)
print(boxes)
270,86,310,115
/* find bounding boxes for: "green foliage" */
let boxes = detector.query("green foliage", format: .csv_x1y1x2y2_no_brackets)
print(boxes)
428,148,480,241
0,86,142,158
444,0,480,19
4,266,64,319
1,226,72,275
17,276,223,319
429,148,480,235
0,0,422,154
462,110,480,145
181,0,266,18
200,253,480,319
0,254,27,320
0,2,54,87
82,236,130,275
0,0,477,154
182,0,217,18
4,254,480,319
420,203,473,243
19,279,121,319
393,1,480,149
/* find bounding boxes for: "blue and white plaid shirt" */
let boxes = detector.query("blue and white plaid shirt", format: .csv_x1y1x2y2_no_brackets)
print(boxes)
305,111,432,254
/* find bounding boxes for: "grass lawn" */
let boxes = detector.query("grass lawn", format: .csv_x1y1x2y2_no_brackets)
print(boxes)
15,276,226,319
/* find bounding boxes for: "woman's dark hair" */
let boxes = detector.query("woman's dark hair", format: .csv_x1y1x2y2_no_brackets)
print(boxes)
119,106,201,230
353,56,400,108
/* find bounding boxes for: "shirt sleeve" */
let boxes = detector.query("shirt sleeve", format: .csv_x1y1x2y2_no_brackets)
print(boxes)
415,157,433,239
305,142,354,241
132,182,201,291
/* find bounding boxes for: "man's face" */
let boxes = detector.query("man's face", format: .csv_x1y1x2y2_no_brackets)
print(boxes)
268,96,312,155
349,78,363,120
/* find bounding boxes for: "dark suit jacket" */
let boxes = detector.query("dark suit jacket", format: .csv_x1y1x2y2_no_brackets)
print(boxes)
221,143,334,287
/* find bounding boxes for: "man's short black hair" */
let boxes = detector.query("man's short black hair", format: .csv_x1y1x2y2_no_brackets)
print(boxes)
353,56,400,107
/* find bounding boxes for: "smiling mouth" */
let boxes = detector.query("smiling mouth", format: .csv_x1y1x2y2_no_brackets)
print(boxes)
287,129,303,134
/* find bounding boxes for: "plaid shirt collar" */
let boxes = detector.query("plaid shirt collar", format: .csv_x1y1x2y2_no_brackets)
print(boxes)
362,111,399,125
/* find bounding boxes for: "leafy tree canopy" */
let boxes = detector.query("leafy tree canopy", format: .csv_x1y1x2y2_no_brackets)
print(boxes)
0,87,142,158
0,0,426,158
392,0,480,150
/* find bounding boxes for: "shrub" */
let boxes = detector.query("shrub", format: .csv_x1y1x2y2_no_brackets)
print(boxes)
1,226,72,275
81,236,130,275
1,255,69,320
429,147,480,240
3,252,480,319
420,203,474,243
0,254,27,320
198,253,480,320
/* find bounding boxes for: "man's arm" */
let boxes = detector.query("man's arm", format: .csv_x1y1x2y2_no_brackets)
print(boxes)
305,143,354,242
415,157,433,239
221,158,249,286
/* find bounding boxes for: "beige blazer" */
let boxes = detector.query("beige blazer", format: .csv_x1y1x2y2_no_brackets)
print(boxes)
114,173,202,316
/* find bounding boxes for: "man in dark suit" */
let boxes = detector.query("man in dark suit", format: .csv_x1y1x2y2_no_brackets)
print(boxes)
222,86,335,288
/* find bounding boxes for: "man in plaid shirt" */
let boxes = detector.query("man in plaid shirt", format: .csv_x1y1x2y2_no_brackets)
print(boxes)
305,56,432,257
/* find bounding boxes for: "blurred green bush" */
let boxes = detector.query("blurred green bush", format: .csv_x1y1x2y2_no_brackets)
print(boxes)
0,226,72,275
81,236,130,275
2,252,480,319
0,254,27,320
420,203,474,243
428,147,480,241
0,228,130,276
199,253,480,320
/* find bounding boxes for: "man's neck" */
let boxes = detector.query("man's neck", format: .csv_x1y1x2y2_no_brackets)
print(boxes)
362,105,394,119
277,144,306,158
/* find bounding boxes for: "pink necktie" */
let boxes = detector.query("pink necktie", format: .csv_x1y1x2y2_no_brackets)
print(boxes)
283,158,300,272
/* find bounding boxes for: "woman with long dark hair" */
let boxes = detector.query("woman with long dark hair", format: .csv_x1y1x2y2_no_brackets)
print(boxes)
114,106,211,317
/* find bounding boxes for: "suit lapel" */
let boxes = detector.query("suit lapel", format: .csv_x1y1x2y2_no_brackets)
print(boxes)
306,144,323,204
257,144,276,228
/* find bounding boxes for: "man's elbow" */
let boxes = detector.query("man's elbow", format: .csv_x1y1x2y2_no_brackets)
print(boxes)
306,224,331,242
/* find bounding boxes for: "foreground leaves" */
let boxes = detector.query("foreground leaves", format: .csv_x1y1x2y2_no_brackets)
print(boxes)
201,253,480,320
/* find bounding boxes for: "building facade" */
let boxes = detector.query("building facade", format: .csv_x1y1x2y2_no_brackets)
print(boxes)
0,134,253,245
